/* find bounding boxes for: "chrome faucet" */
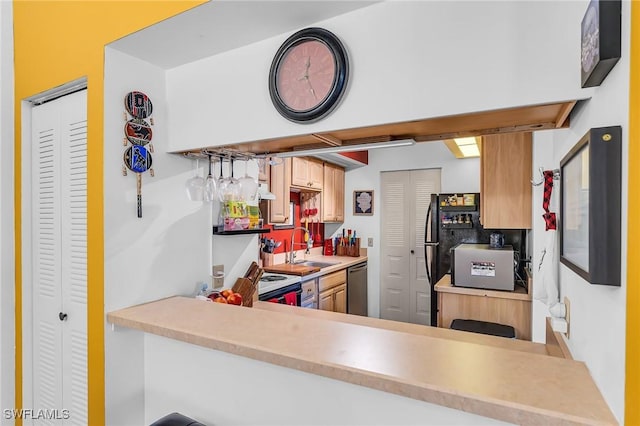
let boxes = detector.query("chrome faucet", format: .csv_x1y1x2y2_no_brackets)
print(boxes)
288,226,311,264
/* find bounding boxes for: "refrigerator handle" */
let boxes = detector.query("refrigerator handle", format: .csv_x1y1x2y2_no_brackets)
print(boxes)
424,202,432,285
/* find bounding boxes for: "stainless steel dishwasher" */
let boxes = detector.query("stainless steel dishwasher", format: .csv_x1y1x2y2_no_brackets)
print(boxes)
347,262,368,316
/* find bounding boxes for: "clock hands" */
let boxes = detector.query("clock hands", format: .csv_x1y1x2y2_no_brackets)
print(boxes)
296,56,317,99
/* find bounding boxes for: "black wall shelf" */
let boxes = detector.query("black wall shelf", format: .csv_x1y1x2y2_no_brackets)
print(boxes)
213,227,270,235
440,205,477,212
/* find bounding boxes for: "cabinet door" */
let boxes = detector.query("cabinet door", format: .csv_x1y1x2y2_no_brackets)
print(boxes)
334,166,345,222
481,133,532,229
322,164,335,222
269,158,291,223
322,163,344,223
319,289,334,312
334,284,347,314
291,157,309,187
308,159,324,190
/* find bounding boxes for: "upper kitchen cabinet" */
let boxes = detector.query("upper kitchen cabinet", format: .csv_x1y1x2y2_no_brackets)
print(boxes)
480,133,532,229
291,157,324,191
322,162,345,223
269,158,291,224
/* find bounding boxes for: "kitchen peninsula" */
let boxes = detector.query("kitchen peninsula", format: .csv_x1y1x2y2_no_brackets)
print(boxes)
108,296,616,425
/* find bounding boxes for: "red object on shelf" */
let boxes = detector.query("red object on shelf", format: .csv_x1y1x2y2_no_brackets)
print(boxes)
324,239,333,256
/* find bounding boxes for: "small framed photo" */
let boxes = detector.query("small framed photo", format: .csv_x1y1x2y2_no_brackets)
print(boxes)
580,0,621,88
353,190,374,216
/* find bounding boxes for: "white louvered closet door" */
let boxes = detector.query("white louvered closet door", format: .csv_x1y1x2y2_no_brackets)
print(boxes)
31,90,87,425
380,169,440,325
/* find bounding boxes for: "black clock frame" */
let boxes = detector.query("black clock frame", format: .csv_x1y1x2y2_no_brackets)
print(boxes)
268,27,349,123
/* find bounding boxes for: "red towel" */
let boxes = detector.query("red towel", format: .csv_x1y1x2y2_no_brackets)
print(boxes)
268,298,279,303
284,292,297,306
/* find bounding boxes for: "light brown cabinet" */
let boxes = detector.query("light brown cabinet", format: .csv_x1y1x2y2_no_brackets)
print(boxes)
435,275,532,341
322,162,345,223
291,157,323,190
319,270,347,314
268,158,291,224
480,132,532,229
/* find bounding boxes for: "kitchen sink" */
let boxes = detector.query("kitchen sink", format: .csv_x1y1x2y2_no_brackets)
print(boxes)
293,260,339,269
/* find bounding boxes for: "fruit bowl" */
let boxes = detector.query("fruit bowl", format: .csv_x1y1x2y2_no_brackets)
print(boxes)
206,288,243,306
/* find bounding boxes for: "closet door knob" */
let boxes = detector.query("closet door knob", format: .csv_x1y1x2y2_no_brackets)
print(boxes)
59,312,68,321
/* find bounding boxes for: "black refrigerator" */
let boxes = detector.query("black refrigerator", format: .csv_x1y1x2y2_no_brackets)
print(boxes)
424,193,526,326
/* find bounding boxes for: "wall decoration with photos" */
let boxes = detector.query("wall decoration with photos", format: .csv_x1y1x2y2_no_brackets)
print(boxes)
580,0,621,88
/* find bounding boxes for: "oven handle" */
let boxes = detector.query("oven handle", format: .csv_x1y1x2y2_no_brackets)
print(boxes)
276,289,303,305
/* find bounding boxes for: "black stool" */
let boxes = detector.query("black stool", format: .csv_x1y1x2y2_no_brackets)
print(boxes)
450,319,516,339
150,412,206,426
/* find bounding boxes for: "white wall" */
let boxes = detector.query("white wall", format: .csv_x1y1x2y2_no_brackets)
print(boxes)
529,2,630,421
0,1,15,420
340,142,480,318
144,333,510,425
166,1,590,152
103,48,213,425
123,0,625,421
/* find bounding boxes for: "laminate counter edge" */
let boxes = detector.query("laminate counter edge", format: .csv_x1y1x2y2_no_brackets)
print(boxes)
107,296,617,426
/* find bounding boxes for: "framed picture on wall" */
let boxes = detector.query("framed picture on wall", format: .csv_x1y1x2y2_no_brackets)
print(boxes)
580,0,621,88
353,190,374,216
273,202,295,229
559,126,621,286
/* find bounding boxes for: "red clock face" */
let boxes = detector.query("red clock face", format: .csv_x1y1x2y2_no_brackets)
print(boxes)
276,40,336,112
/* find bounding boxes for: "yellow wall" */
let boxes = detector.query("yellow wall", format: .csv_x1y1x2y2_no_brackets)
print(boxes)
12,1,206,424
627,3,640,424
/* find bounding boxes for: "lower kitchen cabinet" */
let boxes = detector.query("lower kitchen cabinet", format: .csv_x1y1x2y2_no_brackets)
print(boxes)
320,284,346,313
319,270,347,314
434,275,532,341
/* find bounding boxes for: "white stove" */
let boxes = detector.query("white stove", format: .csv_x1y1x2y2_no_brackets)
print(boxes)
258,273,301,295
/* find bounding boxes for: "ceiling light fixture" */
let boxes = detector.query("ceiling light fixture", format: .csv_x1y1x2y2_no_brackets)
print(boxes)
444,136,480,158
272,139,416,158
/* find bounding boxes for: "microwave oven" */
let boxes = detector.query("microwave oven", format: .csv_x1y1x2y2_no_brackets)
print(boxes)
451,243,514,291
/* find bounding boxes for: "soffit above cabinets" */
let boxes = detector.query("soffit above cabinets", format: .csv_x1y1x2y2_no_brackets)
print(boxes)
171,99,579,157
108,1,378,70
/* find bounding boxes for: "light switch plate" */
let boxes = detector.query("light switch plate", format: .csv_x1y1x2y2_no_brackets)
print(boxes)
368,237,373,247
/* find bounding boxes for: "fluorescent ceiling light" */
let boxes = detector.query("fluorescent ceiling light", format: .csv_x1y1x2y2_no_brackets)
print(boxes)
444,136,480,158
458,144,480,157
272,139,416,158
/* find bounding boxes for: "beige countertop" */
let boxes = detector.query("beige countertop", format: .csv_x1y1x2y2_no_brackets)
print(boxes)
107,296,616,425
264,254,367,281
435,274,532,301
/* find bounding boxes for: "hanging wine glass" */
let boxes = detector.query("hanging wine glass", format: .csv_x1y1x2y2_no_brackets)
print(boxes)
226,158,242,201
204,154,217,202
238,158,259,202
217,156,229,202
185,158,205,201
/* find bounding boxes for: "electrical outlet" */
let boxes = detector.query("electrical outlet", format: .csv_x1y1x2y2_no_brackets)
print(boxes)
212,264,225,289
368,237,373,247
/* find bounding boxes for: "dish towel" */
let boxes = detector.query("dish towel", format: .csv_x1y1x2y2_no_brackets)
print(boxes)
284,292,297,306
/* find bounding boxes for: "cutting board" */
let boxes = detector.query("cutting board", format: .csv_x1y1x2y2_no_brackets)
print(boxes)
263,264,320,276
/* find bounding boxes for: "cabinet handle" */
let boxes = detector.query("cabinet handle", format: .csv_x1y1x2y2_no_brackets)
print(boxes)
59,312,68,321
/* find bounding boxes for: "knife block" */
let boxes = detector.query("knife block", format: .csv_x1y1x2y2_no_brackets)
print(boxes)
336,238,360,257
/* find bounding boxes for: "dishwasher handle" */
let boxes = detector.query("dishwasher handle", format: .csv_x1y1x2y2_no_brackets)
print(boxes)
348,263,367,273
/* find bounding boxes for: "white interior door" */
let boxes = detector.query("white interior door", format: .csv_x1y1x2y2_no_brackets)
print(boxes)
30,90,87,424
380,169,440,325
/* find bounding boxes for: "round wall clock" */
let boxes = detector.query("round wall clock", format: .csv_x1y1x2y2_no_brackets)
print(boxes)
268,27,349,123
